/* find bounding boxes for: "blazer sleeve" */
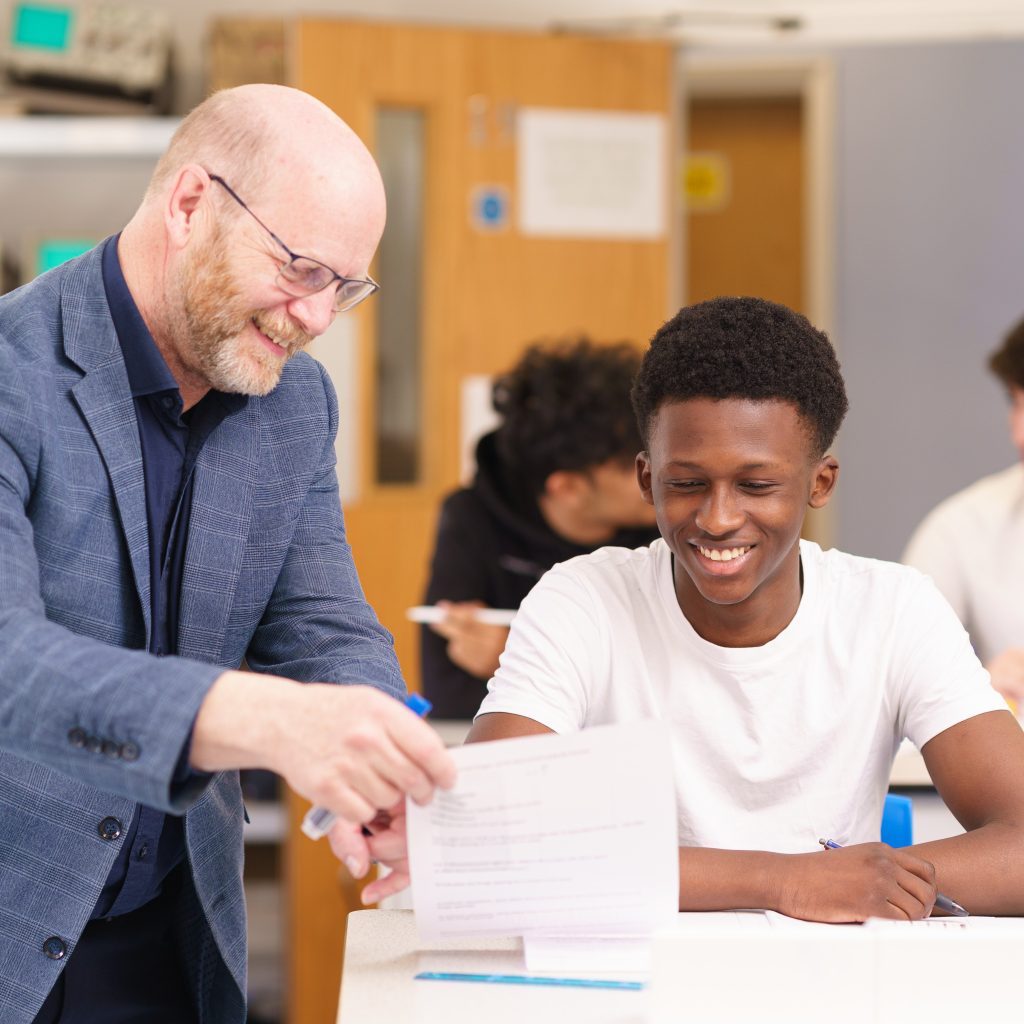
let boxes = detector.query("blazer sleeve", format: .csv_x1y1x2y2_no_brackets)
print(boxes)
0,344,224,813
242,361,405,699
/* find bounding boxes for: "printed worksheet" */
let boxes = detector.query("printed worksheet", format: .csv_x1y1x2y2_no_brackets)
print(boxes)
407,720,679,940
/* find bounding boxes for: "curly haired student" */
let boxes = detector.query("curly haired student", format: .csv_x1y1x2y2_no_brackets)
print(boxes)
421,338,658,719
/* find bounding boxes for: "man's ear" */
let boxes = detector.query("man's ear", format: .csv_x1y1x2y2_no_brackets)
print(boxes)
164,164,213,250
808,455,839,509
636,451,654,505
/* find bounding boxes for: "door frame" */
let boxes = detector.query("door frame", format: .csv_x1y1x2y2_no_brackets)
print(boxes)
675,52,838,546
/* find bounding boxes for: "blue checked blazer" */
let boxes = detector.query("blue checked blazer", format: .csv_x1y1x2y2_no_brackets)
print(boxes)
0,246,405,1022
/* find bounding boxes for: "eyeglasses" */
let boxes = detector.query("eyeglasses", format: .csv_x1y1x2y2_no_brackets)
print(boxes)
208,174,380,313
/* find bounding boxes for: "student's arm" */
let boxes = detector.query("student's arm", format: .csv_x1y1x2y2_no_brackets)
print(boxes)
468,712,937,920
910,709,1024,914
674,845,936,920
421,490,510,714
429,603,510,682
467,711,554,743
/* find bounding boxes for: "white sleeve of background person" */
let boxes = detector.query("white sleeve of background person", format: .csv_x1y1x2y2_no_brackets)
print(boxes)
888,566,1009,747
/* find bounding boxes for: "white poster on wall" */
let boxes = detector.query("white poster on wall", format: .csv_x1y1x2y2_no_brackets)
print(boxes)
517,108,667,239
459,374,499,484
308,314,360,506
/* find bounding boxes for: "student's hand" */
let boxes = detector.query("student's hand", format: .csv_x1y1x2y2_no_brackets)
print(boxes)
986,648,1024,710
429,601,510,680
775,843,937,922
192,671,456,823
330,802,412,904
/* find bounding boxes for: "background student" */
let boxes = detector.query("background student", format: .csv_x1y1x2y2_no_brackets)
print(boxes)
421,338,658,719
468,296,1024,920
903,317,1024,707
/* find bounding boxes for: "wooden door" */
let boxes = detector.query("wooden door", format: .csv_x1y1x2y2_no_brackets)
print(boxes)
686,95,804,312
286,20,673,1023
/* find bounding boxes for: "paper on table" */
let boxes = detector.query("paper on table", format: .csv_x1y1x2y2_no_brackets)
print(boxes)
523,934,651,975
407,720,679,941
524,910,781,975
406,605,517,627
865,915,1024,931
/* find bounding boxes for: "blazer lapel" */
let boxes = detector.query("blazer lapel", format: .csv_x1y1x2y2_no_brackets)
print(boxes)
176,400,258,663
63,250,151,639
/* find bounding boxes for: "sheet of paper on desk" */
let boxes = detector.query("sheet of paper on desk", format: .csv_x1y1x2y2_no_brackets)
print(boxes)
407,719,678,941
523,911,786,974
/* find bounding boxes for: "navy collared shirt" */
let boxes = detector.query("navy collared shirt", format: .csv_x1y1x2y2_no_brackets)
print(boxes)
91,236,245,919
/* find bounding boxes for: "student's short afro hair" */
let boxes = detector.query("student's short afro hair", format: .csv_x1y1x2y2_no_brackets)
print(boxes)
989,316,1024,390
493,337,643,497
631,296,849,457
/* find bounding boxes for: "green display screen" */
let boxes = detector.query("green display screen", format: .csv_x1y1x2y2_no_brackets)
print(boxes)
36,240,94,276
12,4,73,52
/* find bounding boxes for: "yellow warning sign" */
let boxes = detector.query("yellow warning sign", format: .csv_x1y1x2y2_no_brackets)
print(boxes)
683,152,730,212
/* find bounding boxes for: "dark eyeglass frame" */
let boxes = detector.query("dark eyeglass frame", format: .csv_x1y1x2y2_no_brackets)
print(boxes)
208,173,380,313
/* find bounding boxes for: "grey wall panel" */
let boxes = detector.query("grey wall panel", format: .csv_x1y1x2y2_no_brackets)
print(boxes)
833,40,1024,560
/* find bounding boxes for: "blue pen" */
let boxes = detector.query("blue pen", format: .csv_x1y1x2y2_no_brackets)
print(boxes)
818,837,969,917
301,693,433,840
414,971,644,990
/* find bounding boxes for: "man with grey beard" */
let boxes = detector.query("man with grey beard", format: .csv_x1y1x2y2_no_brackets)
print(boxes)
0,84,455,1024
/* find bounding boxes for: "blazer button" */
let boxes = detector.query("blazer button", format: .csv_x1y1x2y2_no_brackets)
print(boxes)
67,727,87,748
119,742,140,762
101,740,120,759
85,735,102,754
98,817,123,841
42,936,66,960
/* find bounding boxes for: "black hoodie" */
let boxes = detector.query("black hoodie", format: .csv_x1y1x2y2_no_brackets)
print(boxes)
420,431,659,719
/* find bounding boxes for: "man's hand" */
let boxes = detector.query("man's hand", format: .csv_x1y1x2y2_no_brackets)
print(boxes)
330,802,412,904
191,671,456,824
429,601,510,680
986,647,1024,710
774,843,937,922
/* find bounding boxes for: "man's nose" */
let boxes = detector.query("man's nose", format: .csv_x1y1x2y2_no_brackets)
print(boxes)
287,288,337,338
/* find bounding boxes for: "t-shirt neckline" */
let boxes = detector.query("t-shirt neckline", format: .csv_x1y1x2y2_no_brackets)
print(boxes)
657,537,818,667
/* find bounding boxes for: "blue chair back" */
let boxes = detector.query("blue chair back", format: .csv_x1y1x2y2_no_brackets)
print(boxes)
881,793,913,847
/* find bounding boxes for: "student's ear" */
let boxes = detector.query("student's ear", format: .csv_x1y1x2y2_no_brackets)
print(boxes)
808,455,839,509
544,470,587,507
164,163,213,249
636,452,654,505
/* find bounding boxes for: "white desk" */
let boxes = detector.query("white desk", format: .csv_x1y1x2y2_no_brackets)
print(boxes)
340,910,1024,1024
337,910,646,1024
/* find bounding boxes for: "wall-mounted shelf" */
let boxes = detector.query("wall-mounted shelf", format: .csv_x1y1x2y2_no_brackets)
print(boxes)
0,116,179,157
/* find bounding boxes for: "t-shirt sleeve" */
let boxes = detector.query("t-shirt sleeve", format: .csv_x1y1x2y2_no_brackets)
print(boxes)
475,563,605,734
890,571,1008,749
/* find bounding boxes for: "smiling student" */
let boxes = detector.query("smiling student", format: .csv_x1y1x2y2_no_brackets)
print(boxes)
468,296,1024,921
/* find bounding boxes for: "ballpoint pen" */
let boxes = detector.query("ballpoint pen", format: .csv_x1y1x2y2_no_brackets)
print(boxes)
818,837,969,917
301,692,433,841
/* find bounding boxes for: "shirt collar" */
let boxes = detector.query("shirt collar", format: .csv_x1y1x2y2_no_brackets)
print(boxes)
101,233,181,399
101,235,249,419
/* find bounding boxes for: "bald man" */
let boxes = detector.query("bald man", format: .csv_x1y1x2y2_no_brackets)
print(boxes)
0,85,454,1023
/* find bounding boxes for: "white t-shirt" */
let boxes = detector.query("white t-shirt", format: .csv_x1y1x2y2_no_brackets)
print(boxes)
903,463,1024,665
478,539,1006,853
